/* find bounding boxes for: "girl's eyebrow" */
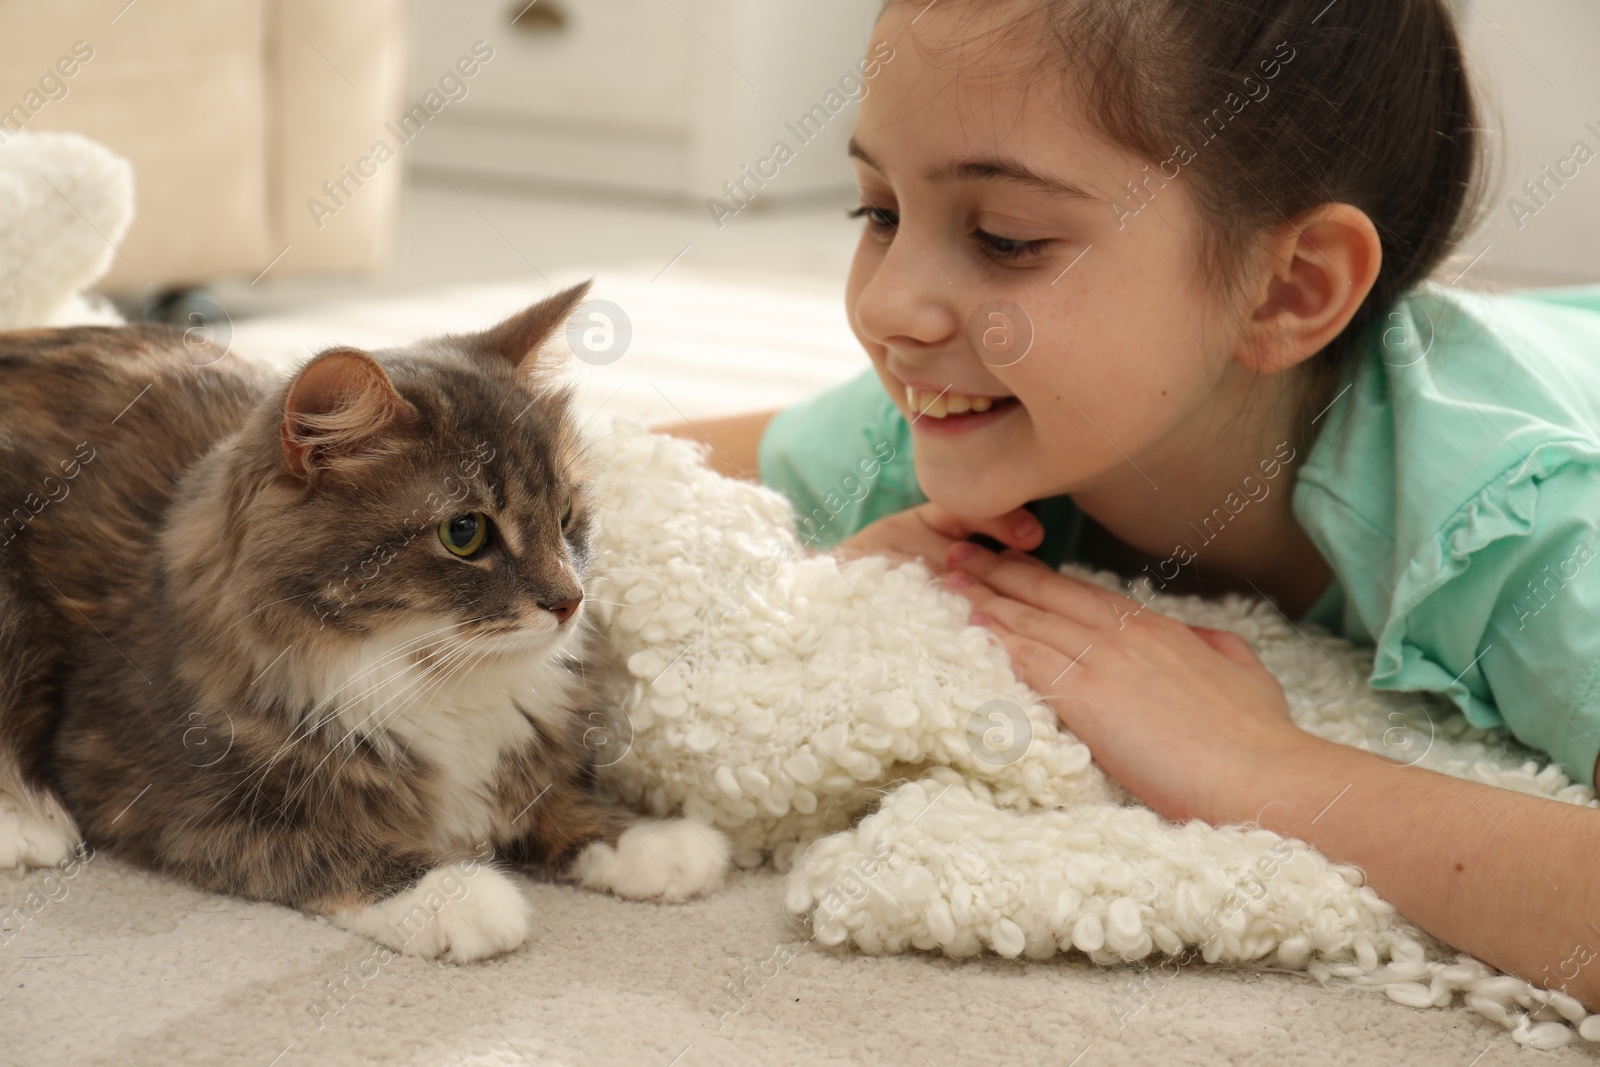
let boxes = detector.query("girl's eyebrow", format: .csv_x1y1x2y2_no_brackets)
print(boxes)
930,156,1100,202
847,137,887,172
848,136,1098,202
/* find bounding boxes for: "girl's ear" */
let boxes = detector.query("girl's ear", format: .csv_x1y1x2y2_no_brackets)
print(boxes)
1236,203,1383,375
281,348,416,481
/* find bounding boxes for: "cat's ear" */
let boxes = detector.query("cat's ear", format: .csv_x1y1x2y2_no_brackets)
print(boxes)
475,280,593,374
280,348,416,481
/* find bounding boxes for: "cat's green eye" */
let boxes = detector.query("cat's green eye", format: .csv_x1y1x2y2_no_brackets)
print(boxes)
560,495,572,525
439,512,489,557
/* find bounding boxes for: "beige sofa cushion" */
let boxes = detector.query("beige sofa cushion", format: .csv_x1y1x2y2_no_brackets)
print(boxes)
267,0,410,281
0,0,406,292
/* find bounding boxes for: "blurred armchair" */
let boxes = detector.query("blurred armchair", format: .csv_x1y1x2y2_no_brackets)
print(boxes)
0,0,409,293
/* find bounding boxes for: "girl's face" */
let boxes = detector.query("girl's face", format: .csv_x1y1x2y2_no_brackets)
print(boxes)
846,1,1249,520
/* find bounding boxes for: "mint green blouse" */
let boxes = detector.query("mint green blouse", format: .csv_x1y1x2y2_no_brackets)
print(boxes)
757,283,1600,788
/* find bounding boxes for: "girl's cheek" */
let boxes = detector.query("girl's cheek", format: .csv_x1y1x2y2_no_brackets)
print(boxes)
1001,367,1052,419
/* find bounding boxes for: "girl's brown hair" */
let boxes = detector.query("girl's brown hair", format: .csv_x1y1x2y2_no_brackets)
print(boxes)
889,0,1489,435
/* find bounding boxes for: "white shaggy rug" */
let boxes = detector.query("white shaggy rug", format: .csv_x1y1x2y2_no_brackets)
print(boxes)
576,416,1599,1054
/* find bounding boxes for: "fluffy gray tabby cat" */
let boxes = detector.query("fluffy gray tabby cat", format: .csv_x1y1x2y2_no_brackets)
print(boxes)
0,282,729,961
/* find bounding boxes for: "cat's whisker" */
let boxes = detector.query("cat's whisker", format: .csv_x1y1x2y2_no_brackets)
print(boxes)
356,638,486,741
411,626,574,744
241,620,479,763
290,637,480,775
586,570,660,585
571,420,640,461
214,619,491,822
282,622,488,753
309,637,496,807
385,640,503,776
291,650,478,813
210,589,317,642
300,618,489,718
300,630,490,774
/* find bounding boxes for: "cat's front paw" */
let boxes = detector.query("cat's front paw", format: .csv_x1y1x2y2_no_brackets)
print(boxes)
569,818,731,903
331,864,531,963
0,789,80,870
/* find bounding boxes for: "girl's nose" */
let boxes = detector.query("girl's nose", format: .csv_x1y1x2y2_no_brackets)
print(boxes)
852,230,961,352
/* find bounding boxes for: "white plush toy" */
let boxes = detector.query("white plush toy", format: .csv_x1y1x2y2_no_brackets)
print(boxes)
578,417,1600,1052
0,130,131,330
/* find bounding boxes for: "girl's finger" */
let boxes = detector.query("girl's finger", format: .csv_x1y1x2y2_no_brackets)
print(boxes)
999,546,1053,569
921,503,1044,551
1189,625,1264,670
979,619,1094,732
834,520,955,574
949,541,1136,629
898,525,964,573
958,585,1095,666
944,567,1000,607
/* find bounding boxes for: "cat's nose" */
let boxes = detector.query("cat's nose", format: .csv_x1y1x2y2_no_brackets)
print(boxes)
542,594,583,624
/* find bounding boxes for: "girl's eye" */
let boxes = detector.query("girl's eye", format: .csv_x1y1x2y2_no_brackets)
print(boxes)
848,204,1053,264
439,512,490,557
973,229,1055,263
845,204,898,232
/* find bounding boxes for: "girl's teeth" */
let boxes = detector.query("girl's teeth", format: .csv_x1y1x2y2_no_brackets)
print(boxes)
905,385,1010,419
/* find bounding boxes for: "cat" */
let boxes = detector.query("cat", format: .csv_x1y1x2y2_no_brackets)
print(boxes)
0,281,730,962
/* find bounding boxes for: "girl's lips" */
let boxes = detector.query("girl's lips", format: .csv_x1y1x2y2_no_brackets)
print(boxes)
907,395,1022,436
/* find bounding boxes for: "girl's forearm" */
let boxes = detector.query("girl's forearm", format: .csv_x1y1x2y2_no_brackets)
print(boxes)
648,408,781,481
1227,737,1600,1011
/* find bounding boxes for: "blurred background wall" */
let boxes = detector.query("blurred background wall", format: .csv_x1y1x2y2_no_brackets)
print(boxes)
406,0,881,204
0,0,1593,311
1456,0,1600,287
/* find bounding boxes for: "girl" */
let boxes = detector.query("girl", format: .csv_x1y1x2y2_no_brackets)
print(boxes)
661,0,1600,1009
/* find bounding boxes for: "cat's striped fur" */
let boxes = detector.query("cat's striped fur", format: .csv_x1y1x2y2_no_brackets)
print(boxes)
0,283,729,961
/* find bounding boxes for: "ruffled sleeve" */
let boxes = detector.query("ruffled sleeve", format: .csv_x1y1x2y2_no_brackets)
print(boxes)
1379,444,1600,788
1293,283,1600,788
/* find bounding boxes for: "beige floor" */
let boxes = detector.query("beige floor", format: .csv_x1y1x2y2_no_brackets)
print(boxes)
4,856,1581,1067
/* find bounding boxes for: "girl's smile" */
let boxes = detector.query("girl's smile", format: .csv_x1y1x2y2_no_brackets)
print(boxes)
895,376,1023,436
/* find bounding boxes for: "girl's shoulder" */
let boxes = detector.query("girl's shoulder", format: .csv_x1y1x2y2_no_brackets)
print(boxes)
1296,281,1600,605
756,366,928,548
1297,280,1600,528
1293,281,1600,785
1403,280,1600,390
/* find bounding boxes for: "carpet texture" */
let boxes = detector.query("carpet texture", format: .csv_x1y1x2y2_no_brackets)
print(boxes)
4,856,1593,1066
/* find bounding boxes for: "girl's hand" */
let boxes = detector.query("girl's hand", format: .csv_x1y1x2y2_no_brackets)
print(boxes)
831,502,1043,574
944,541,1312,826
